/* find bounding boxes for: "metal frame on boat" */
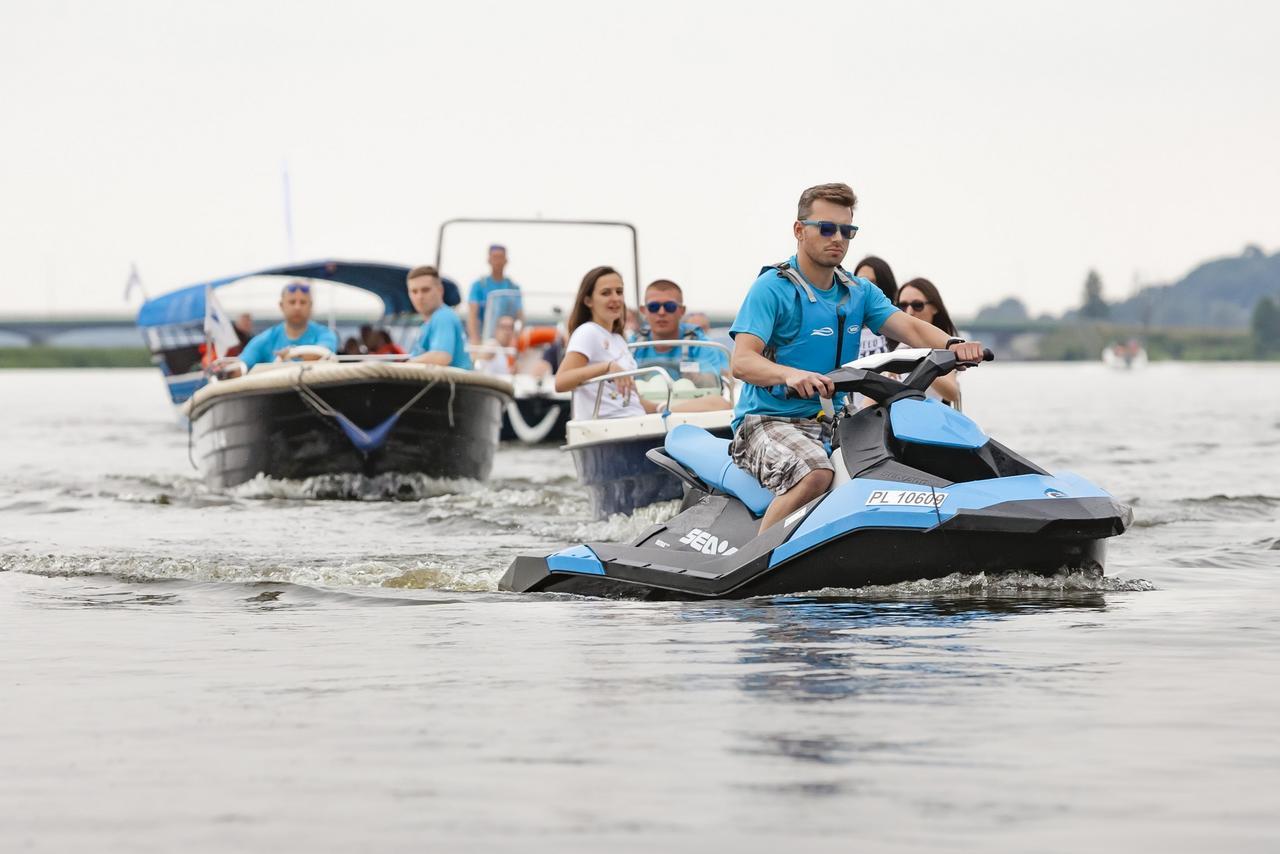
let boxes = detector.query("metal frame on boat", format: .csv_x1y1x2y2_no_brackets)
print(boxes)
433,217,643,445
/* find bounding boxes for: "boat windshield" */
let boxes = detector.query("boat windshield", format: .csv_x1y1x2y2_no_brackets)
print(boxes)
629,339,731,402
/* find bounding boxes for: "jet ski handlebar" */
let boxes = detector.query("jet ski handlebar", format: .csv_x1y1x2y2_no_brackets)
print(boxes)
784,348,994,401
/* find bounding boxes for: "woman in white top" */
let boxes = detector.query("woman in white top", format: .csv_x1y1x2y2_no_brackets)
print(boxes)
556,266,729,420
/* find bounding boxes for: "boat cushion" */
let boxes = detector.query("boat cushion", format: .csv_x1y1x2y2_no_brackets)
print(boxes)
664,424,774,516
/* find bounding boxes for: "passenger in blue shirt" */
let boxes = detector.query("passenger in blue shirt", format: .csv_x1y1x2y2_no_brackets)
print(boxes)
237,282,339,370
729,183,987,533
407,265,473,369
629,279,731,385
466,244,523,344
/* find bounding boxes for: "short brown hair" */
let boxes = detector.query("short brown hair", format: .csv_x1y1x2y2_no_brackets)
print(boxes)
407,265,439,281
644,278,683,301
797,183,857,220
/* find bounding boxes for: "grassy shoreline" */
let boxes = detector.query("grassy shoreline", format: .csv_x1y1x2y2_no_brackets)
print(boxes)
0,347,153,368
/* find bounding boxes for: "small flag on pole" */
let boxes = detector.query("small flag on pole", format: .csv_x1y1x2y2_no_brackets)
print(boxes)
204,284,240,359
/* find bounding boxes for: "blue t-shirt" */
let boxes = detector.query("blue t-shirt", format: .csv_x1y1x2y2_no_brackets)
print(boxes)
238,321,339,369
468,276,522,325
630,322,729,377
410,308,472,369
729,256,898,428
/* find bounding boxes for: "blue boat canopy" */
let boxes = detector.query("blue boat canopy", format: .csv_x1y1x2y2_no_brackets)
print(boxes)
136,260,461,329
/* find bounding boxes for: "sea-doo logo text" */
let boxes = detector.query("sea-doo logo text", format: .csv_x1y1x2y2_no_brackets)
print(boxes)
847,324,860,334
810,327,834,337
865,490,949,508
678,528,739,556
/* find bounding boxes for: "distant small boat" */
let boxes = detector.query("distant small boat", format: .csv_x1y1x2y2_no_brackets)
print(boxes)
1102,340,1148,370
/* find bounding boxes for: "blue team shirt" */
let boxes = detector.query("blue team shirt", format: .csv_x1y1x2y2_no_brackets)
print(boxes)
729,255,899,428
410,308,472,369
238,321,339,369
468,276,522,325
630,322,729,376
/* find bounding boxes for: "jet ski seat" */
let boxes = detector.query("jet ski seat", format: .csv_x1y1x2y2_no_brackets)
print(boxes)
664,423,775,516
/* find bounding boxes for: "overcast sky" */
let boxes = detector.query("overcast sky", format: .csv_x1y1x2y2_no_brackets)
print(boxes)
2,0,1277,318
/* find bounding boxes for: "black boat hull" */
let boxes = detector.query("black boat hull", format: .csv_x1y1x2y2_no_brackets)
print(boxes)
188,369,511,489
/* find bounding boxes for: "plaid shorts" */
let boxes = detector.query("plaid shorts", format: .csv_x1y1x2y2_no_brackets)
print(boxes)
729,415,834,495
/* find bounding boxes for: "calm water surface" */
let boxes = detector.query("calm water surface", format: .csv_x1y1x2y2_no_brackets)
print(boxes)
2,364,1278,852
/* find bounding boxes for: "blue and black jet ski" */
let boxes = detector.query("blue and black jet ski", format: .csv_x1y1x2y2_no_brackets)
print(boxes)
500,349,1133,599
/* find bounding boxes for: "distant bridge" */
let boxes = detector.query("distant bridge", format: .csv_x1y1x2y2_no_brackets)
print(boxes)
0,316,143,346
0,314,399,346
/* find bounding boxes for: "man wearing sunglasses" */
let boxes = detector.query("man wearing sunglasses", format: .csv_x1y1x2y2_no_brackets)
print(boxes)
237,281,339,370
730,183,986,533
630,279,730,381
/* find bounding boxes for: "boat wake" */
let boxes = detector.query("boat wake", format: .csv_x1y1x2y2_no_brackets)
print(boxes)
791,569,1156,599
229,471,484,502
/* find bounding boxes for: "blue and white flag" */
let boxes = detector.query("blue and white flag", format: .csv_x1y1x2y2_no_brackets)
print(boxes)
203,285,240,356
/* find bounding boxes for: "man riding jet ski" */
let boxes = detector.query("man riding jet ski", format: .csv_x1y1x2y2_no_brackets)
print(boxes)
499,347,1133,599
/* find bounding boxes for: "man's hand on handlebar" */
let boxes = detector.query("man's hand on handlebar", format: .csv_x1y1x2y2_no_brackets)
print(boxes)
949,341,987,368
784,368,835,399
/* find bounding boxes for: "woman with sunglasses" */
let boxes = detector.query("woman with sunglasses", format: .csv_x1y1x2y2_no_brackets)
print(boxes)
237,281,339,371
895,277,962,406
556,267,729,420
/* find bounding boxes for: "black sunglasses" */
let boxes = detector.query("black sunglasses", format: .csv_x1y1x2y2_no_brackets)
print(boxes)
897,300,930,311
646,300,681,314
284,283,312,294
800,220,859,240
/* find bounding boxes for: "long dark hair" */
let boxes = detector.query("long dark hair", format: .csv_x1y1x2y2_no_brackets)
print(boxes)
853,256,900,348
897,277,957,337
567,266,625,336
852,255,897,302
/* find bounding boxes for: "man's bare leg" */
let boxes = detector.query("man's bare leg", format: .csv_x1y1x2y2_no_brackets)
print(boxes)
758,469,833,533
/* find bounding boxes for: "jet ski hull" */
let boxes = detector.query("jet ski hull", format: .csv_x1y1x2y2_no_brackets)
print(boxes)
501,490,1131,600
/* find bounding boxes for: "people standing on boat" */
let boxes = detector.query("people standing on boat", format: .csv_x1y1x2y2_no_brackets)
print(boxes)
895,277,961,406
407,265,472,369
729,182,985,532
630,279,730,381
466,244,523,344
556,267,731,420
237,282,339,370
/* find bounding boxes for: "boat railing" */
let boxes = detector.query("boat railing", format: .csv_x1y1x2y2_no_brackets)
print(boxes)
207,351,420,380
578,366,674,420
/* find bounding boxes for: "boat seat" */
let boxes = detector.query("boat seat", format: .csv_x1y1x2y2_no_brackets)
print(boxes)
664,423,774,516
